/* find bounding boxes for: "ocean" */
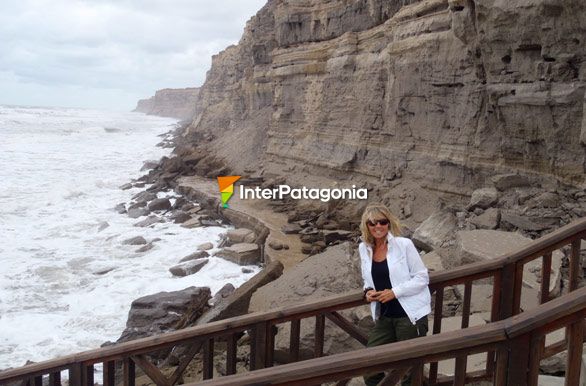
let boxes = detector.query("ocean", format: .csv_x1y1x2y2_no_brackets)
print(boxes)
0,105,259,370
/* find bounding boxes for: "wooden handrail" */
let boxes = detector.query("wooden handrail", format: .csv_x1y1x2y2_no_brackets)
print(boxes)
2,217,586,385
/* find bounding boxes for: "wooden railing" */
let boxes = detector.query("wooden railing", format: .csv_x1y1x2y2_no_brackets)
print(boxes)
1,217,585,386
191,285,586,386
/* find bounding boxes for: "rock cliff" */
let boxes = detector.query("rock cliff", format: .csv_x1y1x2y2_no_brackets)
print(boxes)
135,87,200,120
184,0,586,193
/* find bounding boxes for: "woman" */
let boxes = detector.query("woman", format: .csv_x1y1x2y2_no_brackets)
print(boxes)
358,203,431,386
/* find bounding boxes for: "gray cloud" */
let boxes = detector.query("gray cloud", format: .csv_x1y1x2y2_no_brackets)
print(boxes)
0,0,267,110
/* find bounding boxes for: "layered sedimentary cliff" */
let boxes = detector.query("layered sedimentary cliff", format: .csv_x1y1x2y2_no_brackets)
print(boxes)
135,87,199,120
184,0,586,193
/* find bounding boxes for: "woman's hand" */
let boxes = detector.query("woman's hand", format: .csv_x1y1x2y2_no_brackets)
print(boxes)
365,289,378,303
376,289,396,303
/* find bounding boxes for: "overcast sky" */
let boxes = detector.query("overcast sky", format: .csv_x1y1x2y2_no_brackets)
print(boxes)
0,0,267,111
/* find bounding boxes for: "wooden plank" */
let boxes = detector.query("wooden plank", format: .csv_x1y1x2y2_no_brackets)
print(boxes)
265,323,275,368
411,362,424,386
506,334,530,386
540,252,552,304
494,345,509,386
569,240,581,292
499,263,516,320
48,371,61,386
68,364,82,386
527,334,544,386
565,320,585,386
131,355,170,386
326,311,368,346
486,270,502,377
123,358,135,386
454,282,472,385
169,341,201,385
290,319,301,363
428,286,444,385
203,338,214,380
543,340,568,359
315,314,325,358
82,364,94,386
506,288,586,338
250,322,267,370
226,334,238,375
103,361,115,386
513,263,524,315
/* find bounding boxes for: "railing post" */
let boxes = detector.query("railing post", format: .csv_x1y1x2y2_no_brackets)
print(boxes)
499,263,516,320
565,319,585,386
506,334,530,386
250,322,268,370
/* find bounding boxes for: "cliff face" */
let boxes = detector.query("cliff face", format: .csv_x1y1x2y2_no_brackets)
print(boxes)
135,88,200,120
186,0,586,192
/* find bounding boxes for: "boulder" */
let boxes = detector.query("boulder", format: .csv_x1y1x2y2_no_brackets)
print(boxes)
226,228,256,244
412,209,458,251
119,183,133,190
181,217,202,228
469,208,500,230
249,243,363,361
179,250,209,263
323,230,353,245
136,243,154,253
526,192,561,208
468,188,498,210
169,259,209,277
134,215,164,228
197,242,214,251
148,198,172,212
117,286,211,343
268,240,285,250
128,201,147,210
282,223,303,234
171,211,192,224
421,251,445,273
97,221,110,232
132,191,157,203
114,203,126,214
123,236,147,245
208,283,235,307
127,207,149,219
217,243,260,265
455,230,563,308
500,211,559,232
491,174,531,191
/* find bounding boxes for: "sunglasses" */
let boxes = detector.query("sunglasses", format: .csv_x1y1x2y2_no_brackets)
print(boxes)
367,218,390,226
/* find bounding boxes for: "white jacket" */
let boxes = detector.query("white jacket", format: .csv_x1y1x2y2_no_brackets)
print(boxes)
359,233,431,324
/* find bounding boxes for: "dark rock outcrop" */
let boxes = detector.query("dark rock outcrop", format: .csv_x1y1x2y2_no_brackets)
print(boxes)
117,287,211,343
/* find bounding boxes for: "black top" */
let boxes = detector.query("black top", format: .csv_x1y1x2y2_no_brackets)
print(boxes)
371,259,408,318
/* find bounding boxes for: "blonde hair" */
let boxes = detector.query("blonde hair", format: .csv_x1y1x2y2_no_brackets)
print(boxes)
360,203,402,245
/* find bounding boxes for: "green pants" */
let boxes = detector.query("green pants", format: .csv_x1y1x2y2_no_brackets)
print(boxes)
364,316,429,386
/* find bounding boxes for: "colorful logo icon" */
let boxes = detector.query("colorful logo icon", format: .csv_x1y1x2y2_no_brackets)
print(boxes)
217,176,241,208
